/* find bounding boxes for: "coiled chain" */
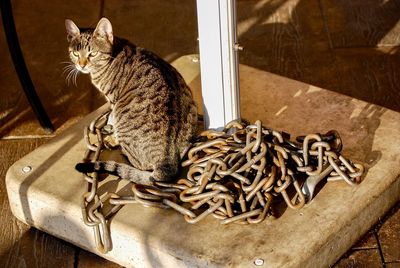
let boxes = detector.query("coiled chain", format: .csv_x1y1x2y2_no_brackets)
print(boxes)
80,111,364,253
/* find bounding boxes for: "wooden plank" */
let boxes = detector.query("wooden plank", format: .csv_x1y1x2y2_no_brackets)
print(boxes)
351,230,378,250
77,251,122,268
321,0,400,47
378,203,400,263
0,139,76,267
0,0,104,138
237,1,400,113
386,263,400,268
238,0,309,81
237,0,341,93
333,249,383,268
333,47,400,112
103,0,198,62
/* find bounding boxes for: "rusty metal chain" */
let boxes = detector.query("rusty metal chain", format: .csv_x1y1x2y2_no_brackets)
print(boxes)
80,111,364,253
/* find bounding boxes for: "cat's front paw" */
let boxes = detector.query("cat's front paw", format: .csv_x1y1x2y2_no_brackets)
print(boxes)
103,135,120,149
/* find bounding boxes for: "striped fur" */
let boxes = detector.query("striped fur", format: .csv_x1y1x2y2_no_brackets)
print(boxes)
67,18,197,184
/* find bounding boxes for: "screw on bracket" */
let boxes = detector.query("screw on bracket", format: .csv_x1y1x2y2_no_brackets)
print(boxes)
234,43,244,51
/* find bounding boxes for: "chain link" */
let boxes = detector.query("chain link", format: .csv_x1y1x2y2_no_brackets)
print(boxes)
80,111,364,253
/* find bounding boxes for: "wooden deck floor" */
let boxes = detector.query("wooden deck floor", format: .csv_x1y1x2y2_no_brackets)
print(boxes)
0,0,399,267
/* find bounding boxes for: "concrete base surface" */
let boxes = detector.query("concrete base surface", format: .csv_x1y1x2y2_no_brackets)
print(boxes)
6,59,400,268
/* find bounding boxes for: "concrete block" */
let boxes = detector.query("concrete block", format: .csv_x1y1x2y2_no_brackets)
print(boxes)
6,60,400,267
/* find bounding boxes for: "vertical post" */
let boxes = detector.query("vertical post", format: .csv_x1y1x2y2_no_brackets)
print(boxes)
196,0,240,130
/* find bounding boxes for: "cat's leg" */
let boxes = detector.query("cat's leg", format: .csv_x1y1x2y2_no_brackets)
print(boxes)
179,142,192,159
103,135,119,149
107,108,116,126
104,109,120,148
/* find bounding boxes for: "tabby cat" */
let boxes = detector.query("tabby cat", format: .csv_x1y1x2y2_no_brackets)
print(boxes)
66,18,197,184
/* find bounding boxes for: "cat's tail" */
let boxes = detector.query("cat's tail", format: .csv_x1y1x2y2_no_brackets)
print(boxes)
75,161,153,185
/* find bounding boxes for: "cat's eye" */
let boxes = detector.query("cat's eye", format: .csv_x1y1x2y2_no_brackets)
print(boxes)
89,51,98,57
72,51,79,57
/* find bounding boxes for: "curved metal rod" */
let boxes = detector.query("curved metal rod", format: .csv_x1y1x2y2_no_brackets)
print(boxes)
0,0,54,132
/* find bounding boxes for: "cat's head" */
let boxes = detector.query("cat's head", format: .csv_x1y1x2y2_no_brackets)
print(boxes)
65,17,113,74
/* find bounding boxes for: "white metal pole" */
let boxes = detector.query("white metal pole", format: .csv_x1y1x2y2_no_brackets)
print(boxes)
196,0,241,130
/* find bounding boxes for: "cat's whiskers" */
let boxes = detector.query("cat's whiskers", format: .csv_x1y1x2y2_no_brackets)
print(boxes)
62,61,81,86
62,64,74,69
65,69,74,86
73,69,80,86
62,64,76,75
65,68,80,86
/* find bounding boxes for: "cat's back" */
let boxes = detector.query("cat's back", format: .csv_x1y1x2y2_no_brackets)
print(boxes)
110,38,196,135
110,39,185,100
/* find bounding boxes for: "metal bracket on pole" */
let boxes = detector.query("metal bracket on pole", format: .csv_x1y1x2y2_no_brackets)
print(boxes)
196,0,241,130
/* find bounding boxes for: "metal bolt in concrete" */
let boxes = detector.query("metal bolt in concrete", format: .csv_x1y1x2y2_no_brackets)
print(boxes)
22,166,32,173
254,258,264,266
191,56,199,63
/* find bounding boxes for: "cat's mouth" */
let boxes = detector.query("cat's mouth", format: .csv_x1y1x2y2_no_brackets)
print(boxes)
77,65,91,74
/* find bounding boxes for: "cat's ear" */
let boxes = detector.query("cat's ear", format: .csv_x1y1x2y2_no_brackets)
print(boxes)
65,19,80,42
94,17,113,44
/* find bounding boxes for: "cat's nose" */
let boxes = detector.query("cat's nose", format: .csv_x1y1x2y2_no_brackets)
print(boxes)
79,59,87,68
